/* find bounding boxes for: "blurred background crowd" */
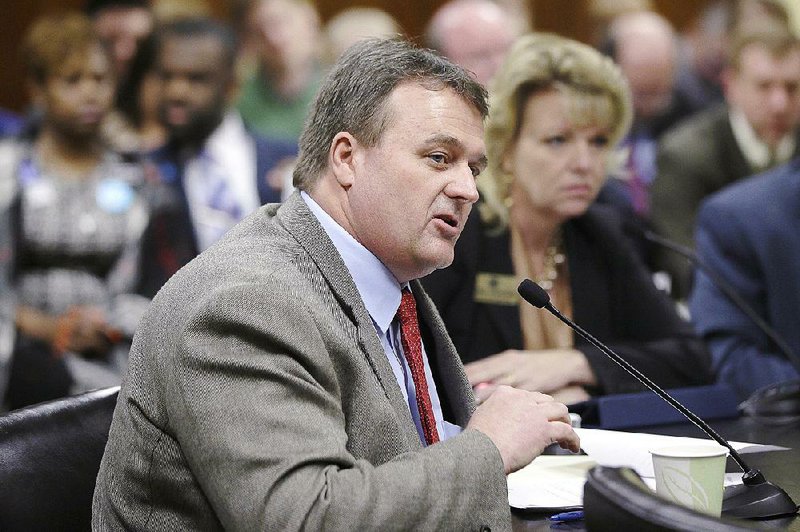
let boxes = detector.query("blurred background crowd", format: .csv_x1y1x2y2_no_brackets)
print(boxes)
1,0,799,412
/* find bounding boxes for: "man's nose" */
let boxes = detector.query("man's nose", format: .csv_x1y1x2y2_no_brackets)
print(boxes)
767,86,791,112
447,165,480,204
164,77,190,99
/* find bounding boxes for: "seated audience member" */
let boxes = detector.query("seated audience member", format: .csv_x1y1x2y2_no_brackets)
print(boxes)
651,28,800,299
674,1,730,115
423,33,713,406
602,10,694,221
104,32,166,154
139,18,297,297
236,0,324,144
97,1,218,154
425,0,519,86
323,7,402,64
1,12,151,409
586,0,653,48
92,38,580,530
690,159,800,400
86,0,154,82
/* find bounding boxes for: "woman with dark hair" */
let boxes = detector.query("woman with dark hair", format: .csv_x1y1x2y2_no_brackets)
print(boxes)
104,32,167,153
1,12,151,409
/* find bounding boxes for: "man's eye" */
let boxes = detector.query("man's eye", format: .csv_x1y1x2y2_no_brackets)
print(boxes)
429,153,448,165
469,165,481,177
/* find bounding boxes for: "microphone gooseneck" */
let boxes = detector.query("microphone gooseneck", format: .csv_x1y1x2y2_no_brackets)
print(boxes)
516,279,752,475
631,225,800,372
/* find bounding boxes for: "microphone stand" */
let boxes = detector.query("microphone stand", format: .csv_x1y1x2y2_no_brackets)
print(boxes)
518,279,798,519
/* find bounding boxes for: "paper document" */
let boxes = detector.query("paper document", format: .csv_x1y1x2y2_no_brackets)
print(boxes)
507,428,786,510
507,455,596,510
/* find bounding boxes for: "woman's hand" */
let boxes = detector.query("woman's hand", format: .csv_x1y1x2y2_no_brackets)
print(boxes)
17,305,121,357
53,306,121,357
466,348,597,402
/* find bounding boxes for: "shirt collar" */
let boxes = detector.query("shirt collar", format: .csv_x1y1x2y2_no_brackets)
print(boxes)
729,107,795,169
301,191,402,333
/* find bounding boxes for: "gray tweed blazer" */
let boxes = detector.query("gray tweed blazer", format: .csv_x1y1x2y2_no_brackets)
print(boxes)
92,192,510,531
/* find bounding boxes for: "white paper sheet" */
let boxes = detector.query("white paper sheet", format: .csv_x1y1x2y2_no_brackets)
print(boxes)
507,455,596,510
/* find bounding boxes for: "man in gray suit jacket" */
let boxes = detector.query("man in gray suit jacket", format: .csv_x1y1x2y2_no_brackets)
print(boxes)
93,38,579,530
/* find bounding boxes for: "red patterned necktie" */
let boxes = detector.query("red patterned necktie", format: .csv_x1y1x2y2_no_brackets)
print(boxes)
396,288,440,445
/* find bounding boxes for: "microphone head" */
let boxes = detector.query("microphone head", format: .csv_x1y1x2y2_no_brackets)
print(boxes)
517,279,550,308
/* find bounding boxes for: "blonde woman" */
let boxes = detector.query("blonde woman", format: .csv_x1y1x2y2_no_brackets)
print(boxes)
423,33,712,405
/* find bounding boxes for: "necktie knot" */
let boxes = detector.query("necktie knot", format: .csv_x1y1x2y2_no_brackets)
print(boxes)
396,287,417,324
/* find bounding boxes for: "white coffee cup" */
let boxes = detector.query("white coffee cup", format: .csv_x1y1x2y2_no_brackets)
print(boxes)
650,444,729,516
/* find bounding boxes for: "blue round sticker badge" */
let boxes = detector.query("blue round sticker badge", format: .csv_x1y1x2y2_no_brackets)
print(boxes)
96,179,135,214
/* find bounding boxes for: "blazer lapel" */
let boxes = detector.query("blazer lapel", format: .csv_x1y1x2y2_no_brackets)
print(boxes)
412,279,475,427
276,192,420,447
567,213,612,335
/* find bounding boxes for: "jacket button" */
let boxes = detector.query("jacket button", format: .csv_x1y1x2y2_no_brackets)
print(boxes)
479,526,491,532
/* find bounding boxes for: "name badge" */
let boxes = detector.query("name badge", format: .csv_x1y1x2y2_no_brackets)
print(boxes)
474,272,519,306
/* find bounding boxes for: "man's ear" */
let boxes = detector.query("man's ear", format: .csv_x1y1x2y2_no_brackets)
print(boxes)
329,132,357,189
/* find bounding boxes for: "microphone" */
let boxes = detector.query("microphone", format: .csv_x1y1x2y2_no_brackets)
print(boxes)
517,278,798,519
628,224,800,372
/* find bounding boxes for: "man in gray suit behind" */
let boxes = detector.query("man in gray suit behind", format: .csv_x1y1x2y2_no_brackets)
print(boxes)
92,38,580,530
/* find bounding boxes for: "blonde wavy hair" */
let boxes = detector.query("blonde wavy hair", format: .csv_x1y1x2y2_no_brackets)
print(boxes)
480,32,633,230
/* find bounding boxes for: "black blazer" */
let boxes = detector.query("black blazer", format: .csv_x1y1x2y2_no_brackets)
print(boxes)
422,204,713,395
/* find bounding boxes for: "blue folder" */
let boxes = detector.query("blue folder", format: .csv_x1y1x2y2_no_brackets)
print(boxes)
573,384,740,429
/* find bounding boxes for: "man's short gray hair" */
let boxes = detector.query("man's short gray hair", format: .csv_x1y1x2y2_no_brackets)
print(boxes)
293,38,488,191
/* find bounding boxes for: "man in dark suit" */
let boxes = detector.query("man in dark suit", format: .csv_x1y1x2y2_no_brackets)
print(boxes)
93,39,579,530
690,158,800,400
650,28,800,299
139,18,297,297
602,11,695,220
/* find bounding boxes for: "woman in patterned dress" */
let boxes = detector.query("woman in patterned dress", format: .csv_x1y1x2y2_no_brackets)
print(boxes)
1,12,151,409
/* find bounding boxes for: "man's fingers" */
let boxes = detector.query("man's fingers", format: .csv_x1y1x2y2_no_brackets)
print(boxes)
536,398,569,421
550,421,581,453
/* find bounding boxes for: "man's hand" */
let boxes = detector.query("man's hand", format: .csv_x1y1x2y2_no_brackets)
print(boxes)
466,385,580,474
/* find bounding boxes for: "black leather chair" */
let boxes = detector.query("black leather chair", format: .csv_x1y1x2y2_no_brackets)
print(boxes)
0,386,119,532
583,466,759,531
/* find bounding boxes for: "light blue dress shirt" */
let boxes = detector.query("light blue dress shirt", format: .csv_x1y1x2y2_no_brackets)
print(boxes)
302,192,461,444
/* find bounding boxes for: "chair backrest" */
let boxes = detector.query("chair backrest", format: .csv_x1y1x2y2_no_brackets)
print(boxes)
0,386,119,532
583,466,759,531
